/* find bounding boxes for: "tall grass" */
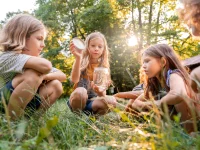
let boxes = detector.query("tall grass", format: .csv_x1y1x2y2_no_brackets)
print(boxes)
0,98,200,150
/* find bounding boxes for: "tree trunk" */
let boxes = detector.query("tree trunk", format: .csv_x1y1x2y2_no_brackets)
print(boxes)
136,0,143,50
155,0,163,43
147,0,154,45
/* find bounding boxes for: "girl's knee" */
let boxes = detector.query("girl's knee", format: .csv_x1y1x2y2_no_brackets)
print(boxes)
74,87,87,93
92,101,110,115
92,100,108,111
70,87,88,110
49,80,63,96
25,70,44,85
13,69,43,89
72,87,88,100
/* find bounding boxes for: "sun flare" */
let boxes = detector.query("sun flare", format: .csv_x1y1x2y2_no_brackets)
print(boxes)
128,35,138,46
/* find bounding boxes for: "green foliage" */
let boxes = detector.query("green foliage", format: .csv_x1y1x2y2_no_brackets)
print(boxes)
0,99,199,149
1,0,200,92
1,1,200,149
36,116,58,145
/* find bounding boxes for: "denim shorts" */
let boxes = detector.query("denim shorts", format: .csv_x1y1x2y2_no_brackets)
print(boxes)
0,80,41,113
67,99,95,115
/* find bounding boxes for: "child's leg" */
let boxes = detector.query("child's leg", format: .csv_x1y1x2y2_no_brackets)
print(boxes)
92,100,109,115
8,69,44,119
38,80,63,110
175,102,195,133
69,87,88,111
92,96,116,115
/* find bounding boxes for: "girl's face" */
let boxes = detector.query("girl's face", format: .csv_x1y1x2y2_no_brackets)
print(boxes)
88,37,104,60
142,54,162,78
23,29,46,56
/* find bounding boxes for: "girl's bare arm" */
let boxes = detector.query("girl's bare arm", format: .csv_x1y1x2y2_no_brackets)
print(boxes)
125,93,152,112
70,57,81,83
43,70,66,82
70,42,82,84
24,57,52,74
114,90,143,99
160,73,188,105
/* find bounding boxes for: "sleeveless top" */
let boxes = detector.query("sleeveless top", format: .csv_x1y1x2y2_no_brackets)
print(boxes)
75,63,99,99
166,69,180,88
154,69,180,100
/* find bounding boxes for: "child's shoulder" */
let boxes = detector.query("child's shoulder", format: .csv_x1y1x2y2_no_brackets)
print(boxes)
169,73,182,80
0,51,15,61
1,51,21,57
166,69,183,87
0,51,32,65
168,73,185,88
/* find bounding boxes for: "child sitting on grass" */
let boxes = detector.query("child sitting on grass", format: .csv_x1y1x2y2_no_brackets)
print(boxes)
128,44,199,133
0,14,66,120
67,32,116,115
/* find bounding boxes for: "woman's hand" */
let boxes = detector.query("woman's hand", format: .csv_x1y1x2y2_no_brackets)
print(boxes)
69,41,83,59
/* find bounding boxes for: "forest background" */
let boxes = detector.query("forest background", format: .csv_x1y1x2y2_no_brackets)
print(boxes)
1,0,199,96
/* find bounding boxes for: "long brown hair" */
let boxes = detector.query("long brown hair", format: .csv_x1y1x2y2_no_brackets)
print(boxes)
142,44,195,100
0,14,46,53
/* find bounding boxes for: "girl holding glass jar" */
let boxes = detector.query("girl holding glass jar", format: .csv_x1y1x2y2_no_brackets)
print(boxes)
67,32,116,115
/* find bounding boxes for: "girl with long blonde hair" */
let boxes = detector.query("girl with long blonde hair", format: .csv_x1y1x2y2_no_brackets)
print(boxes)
67,31,116,115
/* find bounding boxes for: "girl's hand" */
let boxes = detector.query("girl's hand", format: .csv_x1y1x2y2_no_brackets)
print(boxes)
154,100,162,108
131,101,152,112
91,81,106,97
113,93,118,98
142,101,153,110
104,96,117,106
125,99,135,112
69,41,82,59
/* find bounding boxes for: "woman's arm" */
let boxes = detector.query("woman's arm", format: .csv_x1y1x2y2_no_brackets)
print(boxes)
24,57,52,74
43,70,66,82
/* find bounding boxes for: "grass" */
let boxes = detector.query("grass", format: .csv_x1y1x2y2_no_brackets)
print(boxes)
0,98,200,150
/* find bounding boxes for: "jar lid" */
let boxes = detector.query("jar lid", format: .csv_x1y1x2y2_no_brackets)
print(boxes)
72,37,85,50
